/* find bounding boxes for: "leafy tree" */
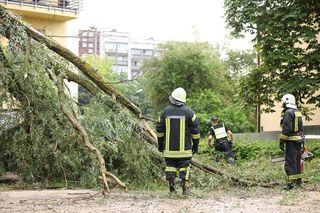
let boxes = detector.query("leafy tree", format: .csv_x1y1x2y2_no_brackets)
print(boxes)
224,49,256,81
224,0,320,112
141,41,255,133
142,41,229,111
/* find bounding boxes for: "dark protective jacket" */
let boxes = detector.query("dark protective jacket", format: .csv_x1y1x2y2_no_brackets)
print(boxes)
156,104,200,158
209,122,230,142
280,108,303,141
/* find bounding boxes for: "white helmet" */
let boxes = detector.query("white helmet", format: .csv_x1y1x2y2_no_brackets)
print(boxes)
281,94,297,109
170,87,186,103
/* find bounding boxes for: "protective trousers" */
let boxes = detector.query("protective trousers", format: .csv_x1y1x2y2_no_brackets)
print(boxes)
285,141,303,184
215,139,235,159
165,158,191,193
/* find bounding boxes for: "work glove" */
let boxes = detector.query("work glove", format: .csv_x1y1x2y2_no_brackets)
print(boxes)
192,140,199,154
279,139,285,151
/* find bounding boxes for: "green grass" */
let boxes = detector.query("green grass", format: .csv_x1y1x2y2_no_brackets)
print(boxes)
190,138,320,192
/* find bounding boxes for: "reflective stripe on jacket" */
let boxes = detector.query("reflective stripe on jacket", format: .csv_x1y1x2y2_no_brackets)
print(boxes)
156,104,200,158
280,108,303,141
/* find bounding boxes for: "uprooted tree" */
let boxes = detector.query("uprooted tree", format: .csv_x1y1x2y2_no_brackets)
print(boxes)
0,6,278,194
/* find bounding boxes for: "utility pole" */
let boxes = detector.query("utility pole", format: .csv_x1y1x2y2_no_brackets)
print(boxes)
256,51,261,132
256,28,261,133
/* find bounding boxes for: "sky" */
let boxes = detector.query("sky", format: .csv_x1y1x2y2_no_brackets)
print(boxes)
68,0,253,50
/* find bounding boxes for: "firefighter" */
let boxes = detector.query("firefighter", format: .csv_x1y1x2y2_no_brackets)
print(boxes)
207,116,235,165
156,87,200,195
280,94,304,190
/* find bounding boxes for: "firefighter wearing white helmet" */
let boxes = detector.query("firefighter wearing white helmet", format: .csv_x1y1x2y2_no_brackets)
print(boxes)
281,94,297,109
156,87,200,195
169,87,187,104
279,93,304,190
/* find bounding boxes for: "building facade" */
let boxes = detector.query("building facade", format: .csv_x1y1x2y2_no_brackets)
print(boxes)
78,27,100,57
78,29,161,80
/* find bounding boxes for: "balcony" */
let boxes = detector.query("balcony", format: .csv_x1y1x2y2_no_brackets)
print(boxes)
0,0,82,21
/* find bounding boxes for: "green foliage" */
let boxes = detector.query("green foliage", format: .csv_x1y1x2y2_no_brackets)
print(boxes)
140,41,255,133
187,89,255,134
80,97,163,183
224,0,320,113
141,41,228,112
224,49,256,81
0,22,163,188
193,139,320,190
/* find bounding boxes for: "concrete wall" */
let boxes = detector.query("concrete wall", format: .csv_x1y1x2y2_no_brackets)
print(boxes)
234,125,320,142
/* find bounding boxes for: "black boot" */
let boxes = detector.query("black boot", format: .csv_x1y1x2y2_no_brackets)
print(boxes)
169,183,177,192
182,180,190,195
168,179,177,193
283,181,294,190
295,178,302,187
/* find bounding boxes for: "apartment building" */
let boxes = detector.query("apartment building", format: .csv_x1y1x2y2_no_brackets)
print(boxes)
130,38,160,79
78,27,100,57
78,29,161,80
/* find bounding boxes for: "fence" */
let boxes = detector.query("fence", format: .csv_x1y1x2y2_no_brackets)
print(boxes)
234,125,320,142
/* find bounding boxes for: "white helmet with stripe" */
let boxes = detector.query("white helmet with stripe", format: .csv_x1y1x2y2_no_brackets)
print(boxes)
281,94,297,109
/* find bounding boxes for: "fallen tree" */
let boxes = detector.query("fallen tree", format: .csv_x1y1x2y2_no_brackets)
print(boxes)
0,5,279,192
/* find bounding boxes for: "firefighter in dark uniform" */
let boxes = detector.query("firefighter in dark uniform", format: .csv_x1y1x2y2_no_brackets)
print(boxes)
156,87,200,194
279,94,304,190
207,116,235,165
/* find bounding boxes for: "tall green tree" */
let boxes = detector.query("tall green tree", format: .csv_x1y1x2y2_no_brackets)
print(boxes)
142,41,228,111
224,49,256,81
224,0,320,113
141,41,255,133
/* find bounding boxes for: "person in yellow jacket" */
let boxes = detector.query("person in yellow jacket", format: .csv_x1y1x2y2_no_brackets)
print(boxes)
156,87,200,194
208,116,235,165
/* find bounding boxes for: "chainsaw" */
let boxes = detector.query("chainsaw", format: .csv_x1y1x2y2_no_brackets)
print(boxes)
271,148,313,163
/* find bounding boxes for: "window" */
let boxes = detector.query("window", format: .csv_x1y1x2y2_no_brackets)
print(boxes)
113,65,128,73
117,56,126,62
82,31,87,37
143,50,153,56
82,43,87,48
132,60,141,66
133,60,137,66
108,56,116,62
88,49,93,53
88,43,93,48
132,49,141,55
105,42,116,50
115,43,128,53
88,32,94,37
82,37,87,42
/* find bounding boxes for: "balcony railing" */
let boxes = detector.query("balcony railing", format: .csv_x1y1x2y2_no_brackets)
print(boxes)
0,0,83,13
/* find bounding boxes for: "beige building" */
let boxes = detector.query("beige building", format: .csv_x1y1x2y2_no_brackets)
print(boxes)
0,0,82,100
261,100,320,132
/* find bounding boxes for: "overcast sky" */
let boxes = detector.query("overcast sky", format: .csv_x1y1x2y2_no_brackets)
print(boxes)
68,0,252,50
